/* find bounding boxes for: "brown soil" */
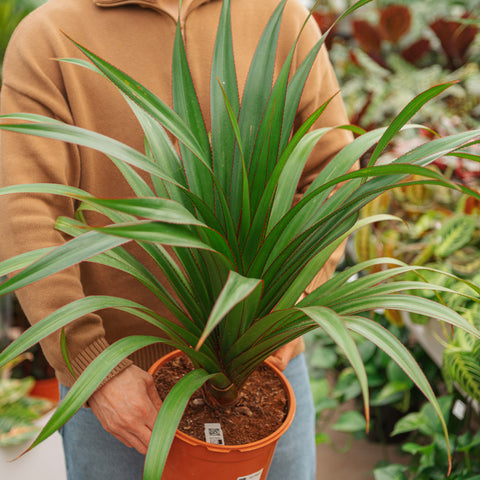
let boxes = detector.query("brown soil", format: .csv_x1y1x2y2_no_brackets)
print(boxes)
153,354,289,446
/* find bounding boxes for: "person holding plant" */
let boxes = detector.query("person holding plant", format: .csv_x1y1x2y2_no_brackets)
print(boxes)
0,0,352,478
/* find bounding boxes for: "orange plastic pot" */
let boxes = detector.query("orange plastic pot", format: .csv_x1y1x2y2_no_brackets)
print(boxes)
29,377,60,403
148,350,296,480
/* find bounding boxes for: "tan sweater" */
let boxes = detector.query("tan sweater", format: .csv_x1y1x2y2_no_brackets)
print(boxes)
0,0,352,387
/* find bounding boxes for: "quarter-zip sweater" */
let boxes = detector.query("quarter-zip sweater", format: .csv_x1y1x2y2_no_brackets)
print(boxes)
0,0,352,387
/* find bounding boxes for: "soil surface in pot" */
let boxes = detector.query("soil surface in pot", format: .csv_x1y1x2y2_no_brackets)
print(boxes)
153,355,288,446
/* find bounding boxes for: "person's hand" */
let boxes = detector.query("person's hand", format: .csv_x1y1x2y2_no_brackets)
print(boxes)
88,364,162,455
268,338,302,371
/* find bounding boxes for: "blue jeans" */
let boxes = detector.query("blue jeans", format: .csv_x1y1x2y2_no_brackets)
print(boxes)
59,353,316,480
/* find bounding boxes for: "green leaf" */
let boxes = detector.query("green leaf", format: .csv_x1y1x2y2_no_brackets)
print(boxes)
210,0,239,200
368,83,456,167
63,37,210,164
55,216,198,326
224,309,304,366
434,215,476,258
144,368,215,480
302,125,386,201
237,0,286,173
315,432,331,445
268,128,332,231
123,97,190,205
309,347,338,370
331,410,367,433
0,414,41,447
335,295,480,342
0,247,53,277
277,217,404,310
334,368,362,401
196,271,262,350
402,441,435,456
443,345,480,402
310,378,337,414
60,328,77,380
300,306,369,427
217,80,251,240
0,116,179,186
172,16,214,208
0,296,168,368
139,243,207,323
392,412,426,437
109,152,156,198
456,430,480,452
419,395,454,436
344,316,451,464
77,197,204,226
370,381,409,407
85,221,225,254
0,377,35,407
280,0,374,152
373,464,408,480
248,98,339,256
394,129,480,168
29,336,163,450
0,231,128,298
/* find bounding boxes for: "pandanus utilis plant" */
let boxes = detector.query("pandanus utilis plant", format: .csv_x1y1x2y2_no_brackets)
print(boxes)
0,0,480,477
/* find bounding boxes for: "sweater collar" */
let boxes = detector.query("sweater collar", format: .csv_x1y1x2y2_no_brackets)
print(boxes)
93,0,212,15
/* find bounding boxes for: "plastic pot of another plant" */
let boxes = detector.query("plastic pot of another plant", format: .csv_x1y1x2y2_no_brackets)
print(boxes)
29,377,60,403
148,350,296,480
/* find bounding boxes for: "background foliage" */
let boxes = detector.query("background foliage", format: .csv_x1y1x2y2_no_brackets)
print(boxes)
305,1,480,478
0,0,47,81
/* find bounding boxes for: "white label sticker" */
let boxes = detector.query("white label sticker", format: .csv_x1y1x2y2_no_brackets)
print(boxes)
237,469,264,480
204,423,225,445
453,399,466,420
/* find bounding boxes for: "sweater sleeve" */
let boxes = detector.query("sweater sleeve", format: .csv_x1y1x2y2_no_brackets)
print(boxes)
0,17,132,387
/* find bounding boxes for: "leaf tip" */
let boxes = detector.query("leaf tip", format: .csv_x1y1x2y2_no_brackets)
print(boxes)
364,405,370,434
9,443,34,462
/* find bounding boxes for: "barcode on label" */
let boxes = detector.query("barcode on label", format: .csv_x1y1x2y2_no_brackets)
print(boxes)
204,423,225,445
237,469,263,480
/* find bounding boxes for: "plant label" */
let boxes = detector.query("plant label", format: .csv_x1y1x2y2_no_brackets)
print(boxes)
237,469,264,480
204,423,225,445
452,399,466,420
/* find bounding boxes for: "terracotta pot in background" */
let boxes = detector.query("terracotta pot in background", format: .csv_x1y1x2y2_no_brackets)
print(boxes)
149,350,296,480
29,377,60,403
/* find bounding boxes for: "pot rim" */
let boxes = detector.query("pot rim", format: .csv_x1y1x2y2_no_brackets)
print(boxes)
148,349,296,453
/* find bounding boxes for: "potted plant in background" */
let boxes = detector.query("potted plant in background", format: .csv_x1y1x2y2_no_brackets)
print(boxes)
0,0,480,478
0,354,55,448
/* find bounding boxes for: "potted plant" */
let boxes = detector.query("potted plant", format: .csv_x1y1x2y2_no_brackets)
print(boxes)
0,0,480,478
0,295,59,403
0,354,55,447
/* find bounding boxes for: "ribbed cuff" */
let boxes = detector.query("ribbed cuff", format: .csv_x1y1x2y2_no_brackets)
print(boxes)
70,337,133,393
129,342,174,372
